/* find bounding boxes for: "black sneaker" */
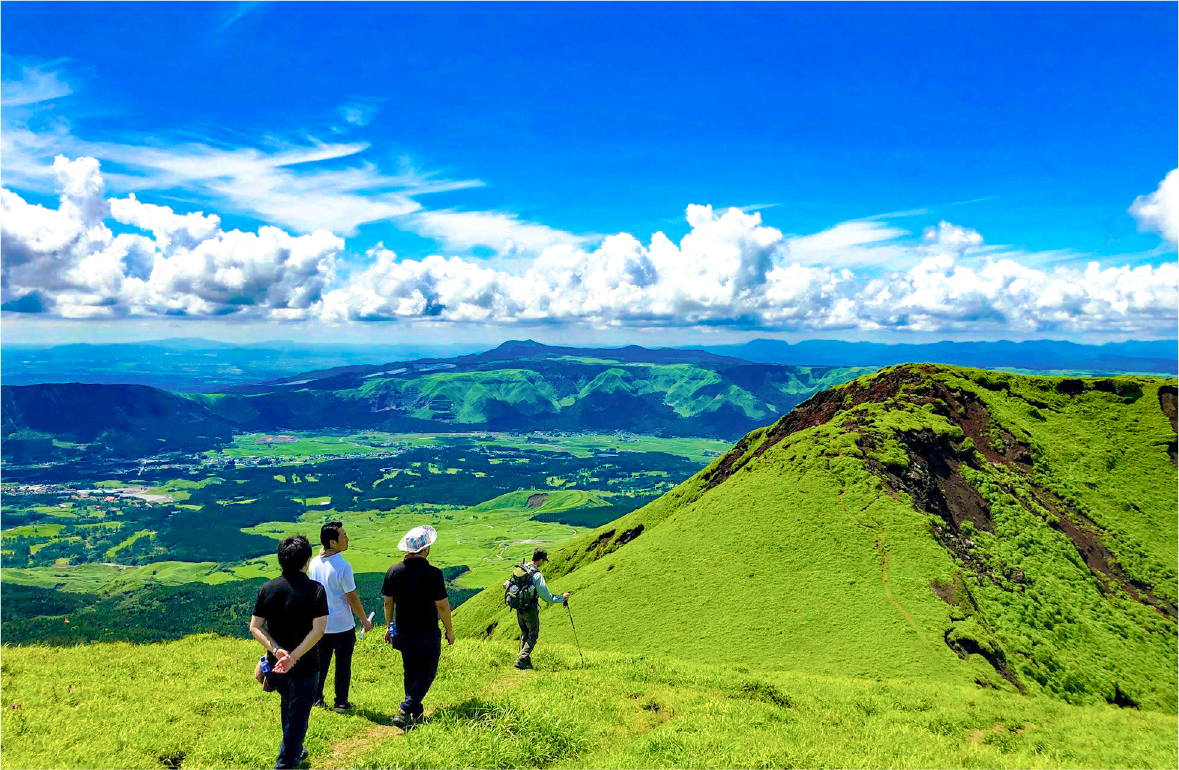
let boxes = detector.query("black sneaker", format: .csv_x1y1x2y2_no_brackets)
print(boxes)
333,702,355,714
298,748,309,766
390,709,411,729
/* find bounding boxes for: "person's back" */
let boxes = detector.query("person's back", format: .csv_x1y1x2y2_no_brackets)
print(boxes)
383,557,447,633
254,571,327,677
381,525,455,729
307,521,372,712
249,535,329,770
511,548,570,670
308,553,354,629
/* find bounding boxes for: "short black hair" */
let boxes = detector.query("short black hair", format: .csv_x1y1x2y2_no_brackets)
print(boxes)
278,535,312,573
532,548,548,563
320,520,344,549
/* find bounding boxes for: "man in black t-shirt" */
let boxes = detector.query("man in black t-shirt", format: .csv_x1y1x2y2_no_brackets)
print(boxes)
250,535,329,770
382,524,454,729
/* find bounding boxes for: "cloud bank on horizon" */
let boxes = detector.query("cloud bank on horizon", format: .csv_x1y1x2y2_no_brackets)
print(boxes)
2,48,1176,338
3,153,1176,336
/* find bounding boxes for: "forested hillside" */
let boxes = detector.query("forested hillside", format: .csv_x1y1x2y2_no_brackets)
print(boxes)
2,342,873,460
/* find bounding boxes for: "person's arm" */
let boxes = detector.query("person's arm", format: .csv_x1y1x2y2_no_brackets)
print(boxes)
346,590,373,631
275,616,327,673
249,615,283,657
383,595,396,642
435,598,455,645
532,572,570,605
338,562,371,631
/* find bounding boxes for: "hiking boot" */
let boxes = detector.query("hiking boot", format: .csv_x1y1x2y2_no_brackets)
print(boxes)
333,702,355,714
514,659,533,670
390,709,411,730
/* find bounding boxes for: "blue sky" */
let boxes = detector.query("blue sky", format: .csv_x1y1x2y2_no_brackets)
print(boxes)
1,1,1176,345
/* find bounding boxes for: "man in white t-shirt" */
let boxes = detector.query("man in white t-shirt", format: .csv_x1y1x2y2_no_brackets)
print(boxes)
308,521,374,712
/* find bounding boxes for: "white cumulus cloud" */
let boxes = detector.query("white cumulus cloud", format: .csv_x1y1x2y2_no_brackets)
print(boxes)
2,156,342,319
1129,169,1179,245
3,156,1176,335
921,220,984,255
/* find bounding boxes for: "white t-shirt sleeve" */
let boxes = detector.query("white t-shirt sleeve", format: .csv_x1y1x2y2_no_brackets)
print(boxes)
339,559,356,594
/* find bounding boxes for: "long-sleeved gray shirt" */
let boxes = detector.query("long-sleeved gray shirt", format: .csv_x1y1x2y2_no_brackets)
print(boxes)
530,569,565,605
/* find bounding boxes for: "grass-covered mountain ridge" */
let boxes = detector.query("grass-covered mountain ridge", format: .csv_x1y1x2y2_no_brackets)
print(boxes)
456,364,1178,713
2,341,872,459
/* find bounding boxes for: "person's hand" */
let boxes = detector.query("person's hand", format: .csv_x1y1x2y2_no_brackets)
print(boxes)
562,592,571,604
361,616,374,633
272,649,293,674
445,629,456,646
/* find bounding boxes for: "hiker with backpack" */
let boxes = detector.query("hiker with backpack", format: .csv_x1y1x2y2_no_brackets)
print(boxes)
504,548,571,670
381,525,455,729
249,535,329,770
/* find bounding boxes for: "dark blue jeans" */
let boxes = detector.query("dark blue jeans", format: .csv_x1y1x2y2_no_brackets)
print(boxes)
273,670,317,769
398,631,441,718
316,629,356,707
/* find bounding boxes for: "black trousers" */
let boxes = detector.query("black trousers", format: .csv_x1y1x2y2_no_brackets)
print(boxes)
273,670,317,769
316,628,356,707
398,631,441,718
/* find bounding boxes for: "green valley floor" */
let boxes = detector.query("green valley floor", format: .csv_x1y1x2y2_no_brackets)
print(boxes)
2,634,1175,769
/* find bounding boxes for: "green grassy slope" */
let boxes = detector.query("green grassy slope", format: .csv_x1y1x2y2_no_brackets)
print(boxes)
3,635,1176,769
455,365,1179,712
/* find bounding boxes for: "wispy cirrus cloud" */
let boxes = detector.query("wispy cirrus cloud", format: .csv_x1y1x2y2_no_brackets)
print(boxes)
405,208,596,257
81,138,460,235
338,100,380,128
786,219,911,268
215,2,270,36
0,65,590,247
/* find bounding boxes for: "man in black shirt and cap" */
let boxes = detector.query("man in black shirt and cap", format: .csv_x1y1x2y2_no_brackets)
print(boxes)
250,535,329,770
382,524,454,729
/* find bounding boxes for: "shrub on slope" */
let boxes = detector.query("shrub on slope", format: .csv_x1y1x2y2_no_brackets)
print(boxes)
455,365,1178,712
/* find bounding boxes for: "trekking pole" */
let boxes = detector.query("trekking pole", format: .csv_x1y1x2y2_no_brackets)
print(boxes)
564,601,585,666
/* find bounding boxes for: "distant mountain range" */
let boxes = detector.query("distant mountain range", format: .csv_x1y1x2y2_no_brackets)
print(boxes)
0,341,873,460
0,339,487,391
696,338,1177,373
2,338,1173,394
4,337,1176,462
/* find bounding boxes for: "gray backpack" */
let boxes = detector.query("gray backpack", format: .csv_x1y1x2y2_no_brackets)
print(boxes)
504,562,539,609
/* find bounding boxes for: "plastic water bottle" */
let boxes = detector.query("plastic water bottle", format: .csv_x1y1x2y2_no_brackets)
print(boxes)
358,611,376,639
259,654,271,674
